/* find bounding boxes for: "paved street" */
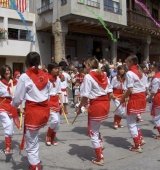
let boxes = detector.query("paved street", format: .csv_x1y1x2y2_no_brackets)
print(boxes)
0,100,160,170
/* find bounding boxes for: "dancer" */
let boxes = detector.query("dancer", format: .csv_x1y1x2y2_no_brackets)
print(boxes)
112,65,126,129
0,65,20,154
12,52,50,169
147,62,160,139
76,58,112,166
46,62,63,146
120,55,146,153
59,73,69,114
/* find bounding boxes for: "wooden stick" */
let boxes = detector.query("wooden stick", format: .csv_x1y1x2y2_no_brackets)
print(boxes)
10,80,14,96
19,104,23,129
62,108,70,125
72,114,78,124
0,98,6,105
113,103,121,113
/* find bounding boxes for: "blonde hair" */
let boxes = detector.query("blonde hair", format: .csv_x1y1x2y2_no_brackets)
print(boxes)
126,55,143,78
86,58,102,74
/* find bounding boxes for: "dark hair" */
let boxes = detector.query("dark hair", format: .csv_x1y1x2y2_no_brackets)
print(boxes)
117,65,126,81
154,62,160,71
101,65,110,78
25,52,40,72
126,55,143,78
139,64,147,70
48,62,59,73
0,65,12,79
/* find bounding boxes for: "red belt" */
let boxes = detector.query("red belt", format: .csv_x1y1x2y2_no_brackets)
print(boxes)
61,88,66,92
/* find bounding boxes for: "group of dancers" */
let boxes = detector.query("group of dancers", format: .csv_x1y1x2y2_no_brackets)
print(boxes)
0,52,160,169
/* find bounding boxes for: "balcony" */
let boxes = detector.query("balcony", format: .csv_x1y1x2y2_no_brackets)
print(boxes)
104,5,122,15
78,0,100,8
37,2,53,15
127,10,160,31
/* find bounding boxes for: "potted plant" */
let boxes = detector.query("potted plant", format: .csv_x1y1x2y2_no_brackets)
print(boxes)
0,28,8,39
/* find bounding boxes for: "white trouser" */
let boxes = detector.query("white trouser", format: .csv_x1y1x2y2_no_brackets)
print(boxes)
126,114,139,138
25,129,40,165
89,120,101,148
49,111,60,132
152,108,160,127
114,99,125,117
0,112,14,137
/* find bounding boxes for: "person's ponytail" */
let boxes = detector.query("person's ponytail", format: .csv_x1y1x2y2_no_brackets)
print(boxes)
137,65,143,78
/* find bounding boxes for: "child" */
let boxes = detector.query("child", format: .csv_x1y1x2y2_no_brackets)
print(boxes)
59,74,69,114
73,82,80,104
111,65,126,129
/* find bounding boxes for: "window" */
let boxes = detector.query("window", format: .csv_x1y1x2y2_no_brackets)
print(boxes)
42,0,50,6
104,0,121,14
61,0,67,5
8,28,31,41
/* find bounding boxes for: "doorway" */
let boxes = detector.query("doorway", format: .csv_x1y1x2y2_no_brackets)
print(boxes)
93,41,102,61
13,63,23,74
0,57,6,68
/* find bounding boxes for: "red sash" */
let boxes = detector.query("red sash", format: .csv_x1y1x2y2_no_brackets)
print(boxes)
20,100,50,150
113,88,124,98
0,97,20,128
127,92,146,115
88,95,110,121
61,88,66,92
151,89,160,116
48,95,60,112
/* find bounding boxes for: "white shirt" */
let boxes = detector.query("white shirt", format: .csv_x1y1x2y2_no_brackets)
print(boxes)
73,61,79,68
80,70,113,99
151,77,160,94
117,62,122,66
0,80,16,98
63,72,71,83
111,77,126,90
49,77,61,96
60,81,68,89
126,71,146,94
99,63,103,68
12,73,50,108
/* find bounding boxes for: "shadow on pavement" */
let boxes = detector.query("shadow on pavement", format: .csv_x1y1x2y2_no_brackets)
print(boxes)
101,121,114,129
72,127,88,136
141,128,156,138
103,136,131,149
68,144,94,162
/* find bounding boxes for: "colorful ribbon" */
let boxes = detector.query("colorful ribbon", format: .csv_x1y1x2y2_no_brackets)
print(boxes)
80,0,117,42
9,0,35,42
135,0,160,28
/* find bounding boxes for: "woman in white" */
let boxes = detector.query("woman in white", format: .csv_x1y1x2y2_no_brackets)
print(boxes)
76,58,112,166
147,62,160,139
112,65,126,129
120,55,146,153
0,65,20,154
12,52,50,170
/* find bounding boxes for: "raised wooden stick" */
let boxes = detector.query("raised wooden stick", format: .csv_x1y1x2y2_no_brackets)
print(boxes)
62,108,70,125
10,80,14,96
72,114,78,124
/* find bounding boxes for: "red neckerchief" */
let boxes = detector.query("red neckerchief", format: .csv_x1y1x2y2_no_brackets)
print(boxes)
89,71,108,90
129,65,141,79
26,67,48,91
48,74,57,87
1,79,17,94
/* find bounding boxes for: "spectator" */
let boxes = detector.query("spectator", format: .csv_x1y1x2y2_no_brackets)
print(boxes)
101,65,110,78
59,58,67,70
99,59,103,68
117,58,122,66
63,68,71,85
110,65,117,82
73,57,79,68
78,60,83,68
42,65,48,72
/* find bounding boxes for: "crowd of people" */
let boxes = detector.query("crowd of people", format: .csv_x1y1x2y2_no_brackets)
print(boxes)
0,52,159,169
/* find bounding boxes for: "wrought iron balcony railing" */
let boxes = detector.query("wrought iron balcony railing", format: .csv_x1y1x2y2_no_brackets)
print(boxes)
104,5,122,15
37,2,53,15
